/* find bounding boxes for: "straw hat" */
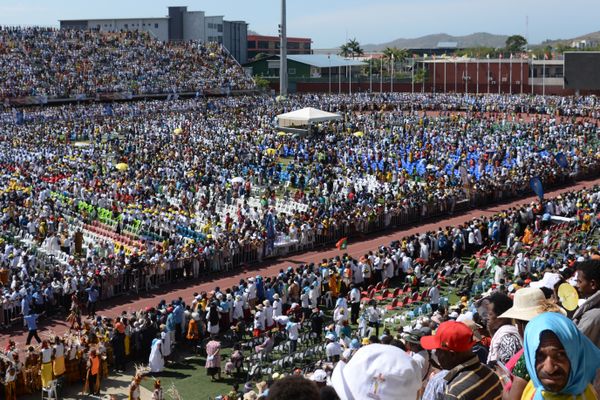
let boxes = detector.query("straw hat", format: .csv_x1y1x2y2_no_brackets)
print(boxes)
498,287,546,321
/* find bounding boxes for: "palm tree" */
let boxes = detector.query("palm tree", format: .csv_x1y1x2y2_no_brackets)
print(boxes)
348,38,364,58
340,38,364,59
339,43,352,58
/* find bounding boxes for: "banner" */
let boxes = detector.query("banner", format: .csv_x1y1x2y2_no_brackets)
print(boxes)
555,152,569,169
529,177,544,200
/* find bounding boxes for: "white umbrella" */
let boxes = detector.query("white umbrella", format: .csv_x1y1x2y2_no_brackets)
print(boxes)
230,177,244,184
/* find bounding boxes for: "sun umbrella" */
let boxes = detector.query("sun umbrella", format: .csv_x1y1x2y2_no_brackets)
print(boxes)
230,177,244,184
115,163,128,171
353,131,364,137
277,131,287,136
173,128,183,135
265,148,277,156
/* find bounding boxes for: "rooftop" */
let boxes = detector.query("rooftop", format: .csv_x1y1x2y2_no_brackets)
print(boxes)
287,54,366,68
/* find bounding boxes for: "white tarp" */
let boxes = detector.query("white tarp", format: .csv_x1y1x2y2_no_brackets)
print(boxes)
277,107,342,128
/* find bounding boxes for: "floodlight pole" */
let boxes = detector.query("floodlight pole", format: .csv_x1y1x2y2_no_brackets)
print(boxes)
279,0,288,96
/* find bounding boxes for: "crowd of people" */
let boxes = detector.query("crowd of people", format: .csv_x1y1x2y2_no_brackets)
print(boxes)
3,181,598,400
0,27,255,100
0,93,597,340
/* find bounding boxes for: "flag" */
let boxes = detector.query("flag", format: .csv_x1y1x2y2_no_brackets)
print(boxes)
486,54,490,59
530,177,544,200
532,54,537,60
423,53,428,58
336,237,348,250
555,152,569,168
510,53,514,59
103,104,114,117
499,53,503,59
544,53,549,60
15,110,24,125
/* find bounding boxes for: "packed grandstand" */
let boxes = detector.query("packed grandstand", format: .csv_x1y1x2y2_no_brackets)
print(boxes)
0,26,599,400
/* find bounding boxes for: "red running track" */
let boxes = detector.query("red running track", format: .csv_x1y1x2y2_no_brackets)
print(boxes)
3,177,600,345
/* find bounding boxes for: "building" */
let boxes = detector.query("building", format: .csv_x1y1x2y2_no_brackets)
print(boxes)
245,54,364,78
247,35,311,61
59,6,248,64
414,57,599,95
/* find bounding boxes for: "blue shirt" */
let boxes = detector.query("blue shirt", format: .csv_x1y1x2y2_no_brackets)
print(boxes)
166,313,176,331
172,305,184,324
24,314,38,331
85,287,99,302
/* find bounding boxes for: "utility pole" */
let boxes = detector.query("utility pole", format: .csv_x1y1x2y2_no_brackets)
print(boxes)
279,0,287,96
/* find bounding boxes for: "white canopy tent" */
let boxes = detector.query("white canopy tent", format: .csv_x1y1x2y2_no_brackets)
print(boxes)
276,107,342,128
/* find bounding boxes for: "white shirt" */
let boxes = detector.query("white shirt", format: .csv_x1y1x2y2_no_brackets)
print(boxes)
428,286,440,305
286,322,299,340
326,342,342,358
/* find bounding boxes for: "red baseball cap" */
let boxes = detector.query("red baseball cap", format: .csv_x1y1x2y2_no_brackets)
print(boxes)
420,321,477,352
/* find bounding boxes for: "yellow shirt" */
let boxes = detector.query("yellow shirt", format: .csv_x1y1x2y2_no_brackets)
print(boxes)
521,380,598,400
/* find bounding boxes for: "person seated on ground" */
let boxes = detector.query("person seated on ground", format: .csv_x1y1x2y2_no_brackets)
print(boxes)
521,312,600,399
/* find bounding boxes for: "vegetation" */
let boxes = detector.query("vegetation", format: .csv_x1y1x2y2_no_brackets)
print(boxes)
339,38,364,58
253,76,271,90
505,35,527,53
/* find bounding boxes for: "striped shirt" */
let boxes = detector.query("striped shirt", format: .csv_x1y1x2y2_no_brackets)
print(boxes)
443,355,503,400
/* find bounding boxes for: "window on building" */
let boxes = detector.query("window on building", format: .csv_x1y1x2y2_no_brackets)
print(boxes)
218,36,222,44
124,24,128,28
287,42,300,49
288,68,296,75
155,23,159,28
275,42,280,49
258,41,269,49
218,24,223,33
247,41,256,48
303,42,310,49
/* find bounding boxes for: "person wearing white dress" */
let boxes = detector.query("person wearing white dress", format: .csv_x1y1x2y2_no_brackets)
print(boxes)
148,336,164,373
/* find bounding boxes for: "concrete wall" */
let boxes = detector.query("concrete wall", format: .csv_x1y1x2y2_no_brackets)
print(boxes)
205,16,223,44
183,11,205,41
84,19,169,41
223,21,248,64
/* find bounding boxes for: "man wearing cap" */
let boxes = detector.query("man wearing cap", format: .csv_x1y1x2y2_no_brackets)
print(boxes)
421,321,503,400
326,333,342,362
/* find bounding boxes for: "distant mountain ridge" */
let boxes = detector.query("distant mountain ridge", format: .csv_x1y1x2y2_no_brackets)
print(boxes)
363,32,509,50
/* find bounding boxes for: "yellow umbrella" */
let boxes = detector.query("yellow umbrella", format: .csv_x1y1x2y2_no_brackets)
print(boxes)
115,163,128,171
277,131,287,136
264,148,277,156
353,131,364,137
173,127,183,135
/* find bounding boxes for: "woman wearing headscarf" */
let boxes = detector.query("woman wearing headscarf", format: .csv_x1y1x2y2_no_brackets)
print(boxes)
521,312,600,399
148,334,164,373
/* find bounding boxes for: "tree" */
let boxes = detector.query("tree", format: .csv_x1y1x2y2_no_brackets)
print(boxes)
339,38,364,58
505,35,527,53
339,43,352,58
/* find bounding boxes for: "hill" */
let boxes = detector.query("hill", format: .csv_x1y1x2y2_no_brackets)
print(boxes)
363,32,509,50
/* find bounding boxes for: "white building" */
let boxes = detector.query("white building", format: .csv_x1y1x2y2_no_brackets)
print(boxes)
60,6,248,63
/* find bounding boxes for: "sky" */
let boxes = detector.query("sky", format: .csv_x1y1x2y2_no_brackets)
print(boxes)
0,0,598,48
